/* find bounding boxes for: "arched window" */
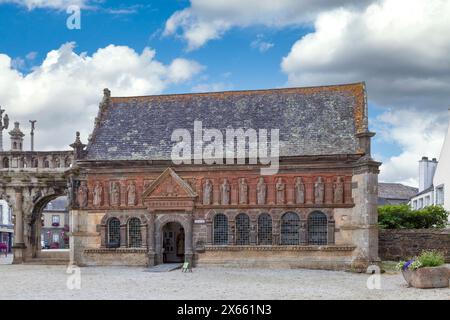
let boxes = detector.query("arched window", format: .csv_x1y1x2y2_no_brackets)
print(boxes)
107,218,121,248
281,212,299,245
2,157,9,168
13,142,17,149
127,218,142,248
235,213,250,245
54,157,60,168
258,213,272,245
213,214,228,245
43,157,50,168
32,158,38,168
308,211,328,245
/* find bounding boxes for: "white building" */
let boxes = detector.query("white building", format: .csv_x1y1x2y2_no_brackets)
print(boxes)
0,199,14,252
410,109,450,217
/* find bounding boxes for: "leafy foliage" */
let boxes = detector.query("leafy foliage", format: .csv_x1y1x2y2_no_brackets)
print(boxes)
396,250,445,270
378,205,448,229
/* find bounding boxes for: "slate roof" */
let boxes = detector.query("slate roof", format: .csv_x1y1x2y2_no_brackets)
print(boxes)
85,83,368,161
378,183,418,202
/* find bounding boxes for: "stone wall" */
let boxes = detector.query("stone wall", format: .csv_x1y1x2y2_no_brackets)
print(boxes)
379,229,450,262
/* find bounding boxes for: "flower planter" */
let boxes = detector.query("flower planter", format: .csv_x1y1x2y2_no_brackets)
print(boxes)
402,266,450,289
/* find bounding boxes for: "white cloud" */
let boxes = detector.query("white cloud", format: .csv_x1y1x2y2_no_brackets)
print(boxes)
164,0,372,50
0,0,88,10
281,0,450,183
251,35,274,53
0,42,203,151
374,110,447,187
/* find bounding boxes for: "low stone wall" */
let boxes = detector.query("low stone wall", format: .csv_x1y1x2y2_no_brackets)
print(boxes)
81,248,148,266
196,245,358,270
379,229,450,262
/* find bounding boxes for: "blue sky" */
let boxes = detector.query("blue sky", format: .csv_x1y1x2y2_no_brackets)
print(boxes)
0,0,448,186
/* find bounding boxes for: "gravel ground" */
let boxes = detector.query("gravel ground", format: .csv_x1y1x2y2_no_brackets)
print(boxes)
1,257,449,300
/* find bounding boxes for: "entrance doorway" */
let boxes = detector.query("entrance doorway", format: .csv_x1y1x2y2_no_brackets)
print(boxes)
162,222,185,263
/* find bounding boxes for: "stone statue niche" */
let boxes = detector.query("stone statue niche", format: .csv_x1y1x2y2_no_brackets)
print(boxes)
314,177,325,204
333,177,344,204
127,181,137,206
110,182,121,207
203,179,213,205
295,177,305,204
93,181,103,207
221,178,230,205
239,178,248,204
77,181,88,208
276,177,285,204
256,176,267,205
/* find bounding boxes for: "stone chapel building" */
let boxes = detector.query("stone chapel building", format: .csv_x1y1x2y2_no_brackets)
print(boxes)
69,82,380,271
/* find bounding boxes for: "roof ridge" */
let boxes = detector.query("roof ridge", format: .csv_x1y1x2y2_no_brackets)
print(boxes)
110,82,365,100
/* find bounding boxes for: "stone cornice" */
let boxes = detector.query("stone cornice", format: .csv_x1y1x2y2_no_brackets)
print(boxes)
204,245,356,252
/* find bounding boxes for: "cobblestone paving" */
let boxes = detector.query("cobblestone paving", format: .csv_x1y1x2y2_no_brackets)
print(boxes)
0,264,449,300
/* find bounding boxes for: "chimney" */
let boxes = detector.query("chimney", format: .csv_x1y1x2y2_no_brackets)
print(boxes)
418,156,438,192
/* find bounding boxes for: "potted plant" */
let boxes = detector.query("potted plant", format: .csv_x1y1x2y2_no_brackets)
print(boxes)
396,250,449,289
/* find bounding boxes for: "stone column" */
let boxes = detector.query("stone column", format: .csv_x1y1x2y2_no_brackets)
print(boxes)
12,188,26,264
272,219,280,245
119,224,126,248
147,214,156,266
249,218,257,245
185,213,194,266
327,218,335,245
140,224,148,249
299,218,307,245
206,220,213,245
228,221,235,245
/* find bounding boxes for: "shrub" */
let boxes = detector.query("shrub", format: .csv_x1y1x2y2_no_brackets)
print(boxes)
417,250,445,268
378,205,449,229
396,250,445,271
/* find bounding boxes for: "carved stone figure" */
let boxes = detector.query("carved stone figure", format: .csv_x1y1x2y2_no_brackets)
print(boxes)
239,178,248,204
110,182,120,206
127,181,137,206
314,177,325,204
276,177,285,204
295,177,305,204
93,181,103,207
77,181,88,208
256,176,267,205
334,177,344,204
203,179,213,205
221,179,230,205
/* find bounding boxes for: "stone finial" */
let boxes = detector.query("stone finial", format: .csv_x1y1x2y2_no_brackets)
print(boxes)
9,121,25,151
70,131,86,160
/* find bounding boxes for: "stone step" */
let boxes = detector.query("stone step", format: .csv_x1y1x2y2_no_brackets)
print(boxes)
145,263,183,272
36,249,70,260
24,258,69,265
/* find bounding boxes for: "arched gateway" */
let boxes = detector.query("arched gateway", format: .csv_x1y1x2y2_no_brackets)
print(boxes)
1,83,381,271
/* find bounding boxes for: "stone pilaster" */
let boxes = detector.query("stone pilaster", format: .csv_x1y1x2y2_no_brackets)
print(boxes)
12,188,26,264
184,213,194,265
147,214,156,266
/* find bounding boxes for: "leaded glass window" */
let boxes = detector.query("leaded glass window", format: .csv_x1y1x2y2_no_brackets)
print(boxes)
128,218,142,248
235,213,250,245
281,212,299,245
213,214,228,245
308,211,328,245
107,218,120,248
258,213,272,245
